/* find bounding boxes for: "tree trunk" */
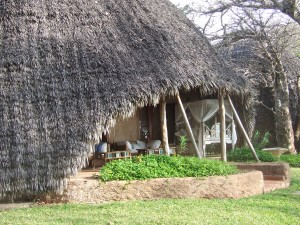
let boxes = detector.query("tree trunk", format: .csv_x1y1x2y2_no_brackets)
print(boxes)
273,63,296,154
294,76,300,152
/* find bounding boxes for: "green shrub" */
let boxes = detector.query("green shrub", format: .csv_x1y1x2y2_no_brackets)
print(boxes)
280,154,300,167
228,147,277,162
252,131,271,150
178,135,187,155
100,155,238,181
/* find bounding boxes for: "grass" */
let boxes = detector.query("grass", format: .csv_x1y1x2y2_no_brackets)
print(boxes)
280,154,300,167
0,168,299,225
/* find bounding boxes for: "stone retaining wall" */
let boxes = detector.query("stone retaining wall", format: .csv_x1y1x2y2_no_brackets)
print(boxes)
233,162,290,183
65,171,264,203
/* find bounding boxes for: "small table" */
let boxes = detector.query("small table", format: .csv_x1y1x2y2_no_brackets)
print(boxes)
137,149,164,156
104,150,131,163
92,150,131,169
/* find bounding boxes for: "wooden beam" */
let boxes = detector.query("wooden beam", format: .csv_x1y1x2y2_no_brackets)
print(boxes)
160,96,170,156
219,92,227,161
227,96,260,162
176,94,201,158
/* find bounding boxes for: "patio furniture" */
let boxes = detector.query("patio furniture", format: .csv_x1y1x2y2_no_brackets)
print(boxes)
137,148,164,156
92,150,131,168
135,140,163,156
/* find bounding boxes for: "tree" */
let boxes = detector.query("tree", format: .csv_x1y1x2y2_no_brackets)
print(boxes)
182,2,300,153
230,11,297,153
199,0,300,25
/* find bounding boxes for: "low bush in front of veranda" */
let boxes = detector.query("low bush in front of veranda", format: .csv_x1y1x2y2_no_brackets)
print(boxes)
99,155,239,182
280,154,300,167
227,147,277,162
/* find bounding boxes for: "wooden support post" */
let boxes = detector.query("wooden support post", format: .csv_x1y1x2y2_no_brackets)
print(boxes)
176,94,201,158
227,96,260,162
147,106,153,141
160,96,170,156
219,92,227,161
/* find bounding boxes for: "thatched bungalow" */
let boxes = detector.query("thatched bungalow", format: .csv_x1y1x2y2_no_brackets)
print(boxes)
219,39,300,147
0,0,254,201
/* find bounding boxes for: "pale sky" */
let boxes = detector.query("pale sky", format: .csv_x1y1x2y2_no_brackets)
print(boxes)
169,0,223,37
169,0,194,7
168,0,292,40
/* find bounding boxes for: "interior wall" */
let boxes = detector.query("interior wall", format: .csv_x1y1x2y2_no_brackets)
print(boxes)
139,107,148,142
151,104,175,144
152,107,161,141
109,110,140,142
108,105,176,144
167,104,175,144
179,89,216,102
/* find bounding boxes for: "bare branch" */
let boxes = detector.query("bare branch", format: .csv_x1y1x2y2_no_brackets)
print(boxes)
202,14,215,35
199,0,300,25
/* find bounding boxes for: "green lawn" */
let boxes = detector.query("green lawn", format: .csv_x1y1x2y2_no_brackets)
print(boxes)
1,168,300,225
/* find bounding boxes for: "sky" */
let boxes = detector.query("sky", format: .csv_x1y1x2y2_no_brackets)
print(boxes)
169,0,194,7
168,0,293,39
169,0,225,37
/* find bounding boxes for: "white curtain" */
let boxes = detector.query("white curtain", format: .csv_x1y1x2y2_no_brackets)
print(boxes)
231,121,237,147
175,99,237,156
188,100,219,157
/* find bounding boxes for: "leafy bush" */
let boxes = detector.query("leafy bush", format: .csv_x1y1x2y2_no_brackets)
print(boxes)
252,131,271,150
178,135,187,155
280,154,300,167
100,155,238,181
228,147,277,162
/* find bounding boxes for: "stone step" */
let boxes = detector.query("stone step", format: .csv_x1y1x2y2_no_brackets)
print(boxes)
263,175,286,181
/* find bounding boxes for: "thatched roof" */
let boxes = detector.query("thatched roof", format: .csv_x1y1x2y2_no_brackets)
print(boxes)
218,39,271,88
0,0,252,200
218,39,300,87
218,38,300,122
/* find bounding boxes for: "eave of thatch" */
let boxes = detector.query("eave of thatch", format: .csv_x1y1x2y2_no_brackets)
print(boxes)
0,0,253,200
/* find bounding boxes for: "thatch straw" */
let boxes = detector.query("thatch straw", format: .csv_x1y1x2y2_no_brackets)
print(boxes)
0,0,253,200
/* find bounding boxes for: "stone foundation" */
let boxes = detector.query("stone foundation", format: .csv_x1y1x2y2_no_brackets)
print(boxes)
65,171,264,203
